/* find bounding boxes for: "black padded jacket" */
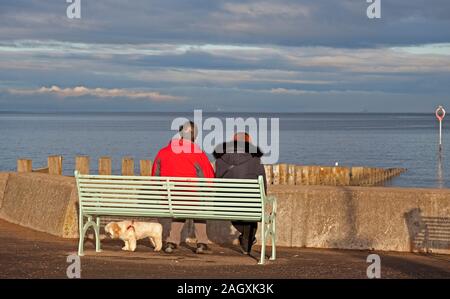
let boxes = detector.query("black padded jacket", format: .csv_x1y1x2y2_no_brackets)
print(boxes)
213,141,267,193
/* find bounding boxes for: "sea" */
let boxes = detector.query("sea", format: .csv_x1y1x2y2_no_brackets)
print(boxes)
0,112,448,188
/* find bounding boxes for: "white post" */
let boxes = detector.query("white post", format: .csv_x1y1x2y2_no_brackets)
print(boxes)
436,106,446,152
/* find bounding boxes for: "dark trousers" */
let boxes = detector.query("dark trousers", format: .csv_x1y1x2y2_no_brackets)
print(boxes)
232,221,257,252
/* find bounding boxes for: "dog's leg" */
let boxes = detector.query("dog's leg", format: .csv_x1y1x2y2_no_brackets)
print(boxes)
153,235,162,252
149,237,156,248
129,236,137,252
122,240,130,251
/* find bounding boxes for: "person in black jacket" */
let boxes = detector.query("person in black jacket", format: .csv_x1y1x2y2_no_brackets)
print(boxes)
213,132,267,255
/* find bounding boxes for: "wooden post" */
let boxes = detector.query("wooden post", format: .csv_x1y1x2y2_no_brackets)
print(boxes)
322,167,333,185
372,168,377,184
279,164,288,185
351,167,364,186
287,164,296,185
306,166,313,185
17,159,32,173
295,166,303,185
47,155,63,175
140,160,152,176
98,157,112,175
388,168,394,179
302,166,310,185
377,168,383,184
363,167,369,184
332,167,339,186
368,168,374,185
342,167,351,186
75,156,90,175
372,168,377,185
272,164,280,185
311,166,320,185
264,165,273,185
122,157,134,176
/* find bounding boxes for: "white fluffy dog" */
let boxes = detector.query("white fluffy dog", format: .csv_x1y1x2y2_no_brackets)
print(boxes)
104,220,163,252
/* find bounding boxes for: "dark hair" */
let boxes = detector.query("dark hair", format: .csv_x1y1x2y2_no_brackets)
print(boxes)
179,120,198,142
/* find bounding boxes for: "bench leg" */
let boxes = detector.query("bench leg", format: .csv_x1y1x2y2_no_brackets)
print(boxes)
258,220,266,265
78,212,85,256
270,217,276,261
95,217,102,253
78,216,102,255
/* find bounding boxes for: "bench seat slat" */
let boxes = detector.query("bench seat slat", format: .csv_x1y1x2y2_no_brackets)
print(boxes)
83,210,171,217
83,207,261,217
83,211,261,221
82,202,261,212
80,184,260,193
81,195,261,202
169,195,261,201
174,215,260,221
79,184,260,193
80,189,261,198
80,192,261,202
80,197,262,206
81,193,167,200
79,184,167,190
170,186,259,192
172,210,261,217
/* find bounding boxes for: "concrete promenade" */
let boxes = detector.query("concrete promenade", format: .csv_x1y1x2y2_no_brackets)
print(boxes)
0,219,449,279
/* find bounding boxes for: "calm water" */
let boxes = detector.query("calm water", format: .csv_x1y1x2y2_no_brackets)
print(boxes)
0,112,448,188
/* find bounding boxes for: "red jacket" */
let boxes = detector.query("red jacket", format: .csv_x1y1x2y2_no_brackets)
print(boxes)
151,139,214,178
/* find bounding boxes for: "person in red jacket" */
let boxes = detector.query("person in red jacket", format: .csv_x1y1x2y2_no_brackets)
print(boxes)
152,120,214,254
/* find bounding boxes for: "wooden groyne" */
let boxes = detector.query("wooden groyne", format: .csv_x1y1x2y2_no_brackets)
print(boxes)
16,156,406,187
264,164,406,187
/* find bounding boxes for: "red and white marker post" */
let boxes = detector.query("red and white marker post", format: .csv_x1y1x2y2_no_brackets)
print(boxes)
436,105,446,152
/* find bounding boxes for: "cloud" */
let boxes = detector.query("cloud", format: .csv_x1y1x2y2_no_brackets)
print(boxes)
1,0,450,47
131,68,332,86
221,2,311,18
2,40,450,75
6,86,184,102
268,88,385,96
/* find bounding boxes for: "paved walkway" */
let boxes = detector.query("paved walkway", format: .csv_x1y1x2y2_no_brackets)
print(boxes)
0,219,449,279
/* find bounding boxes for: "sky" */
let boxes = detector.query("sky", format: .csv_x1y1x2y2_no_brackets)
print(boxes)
0,0,450,112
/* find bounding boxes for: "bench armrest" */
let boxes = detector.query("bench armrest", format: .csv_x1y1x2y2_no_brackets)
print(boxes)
266,195,277,217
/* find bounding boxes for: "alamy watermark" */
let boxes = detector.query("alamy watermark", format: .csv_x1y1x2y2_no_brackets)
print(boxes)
170,110,280,164
367,0,381,19
366,254,381,279
66,0,81,19
66,253,81,278
65,1,380,21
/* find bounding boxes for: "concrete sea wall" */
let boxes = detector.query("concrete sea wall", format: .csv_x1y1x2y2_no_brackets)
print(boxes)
0,173,78,238
0,172,449,254
266,185,450,254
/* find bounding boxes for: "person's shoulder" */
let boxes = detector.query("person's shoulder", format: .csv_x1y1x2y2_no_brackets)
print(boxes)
213,141,264,158
155,142,172,157
212,141,230,159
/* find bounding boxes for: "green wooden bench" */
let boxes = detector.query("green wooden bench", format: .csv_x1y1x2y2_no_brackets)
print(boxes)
75,171,277,264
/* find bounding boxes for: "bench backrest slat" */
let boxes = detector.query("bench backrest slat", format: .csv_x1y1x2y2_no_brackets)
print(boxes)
80,192,262,199
78,174,259,183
